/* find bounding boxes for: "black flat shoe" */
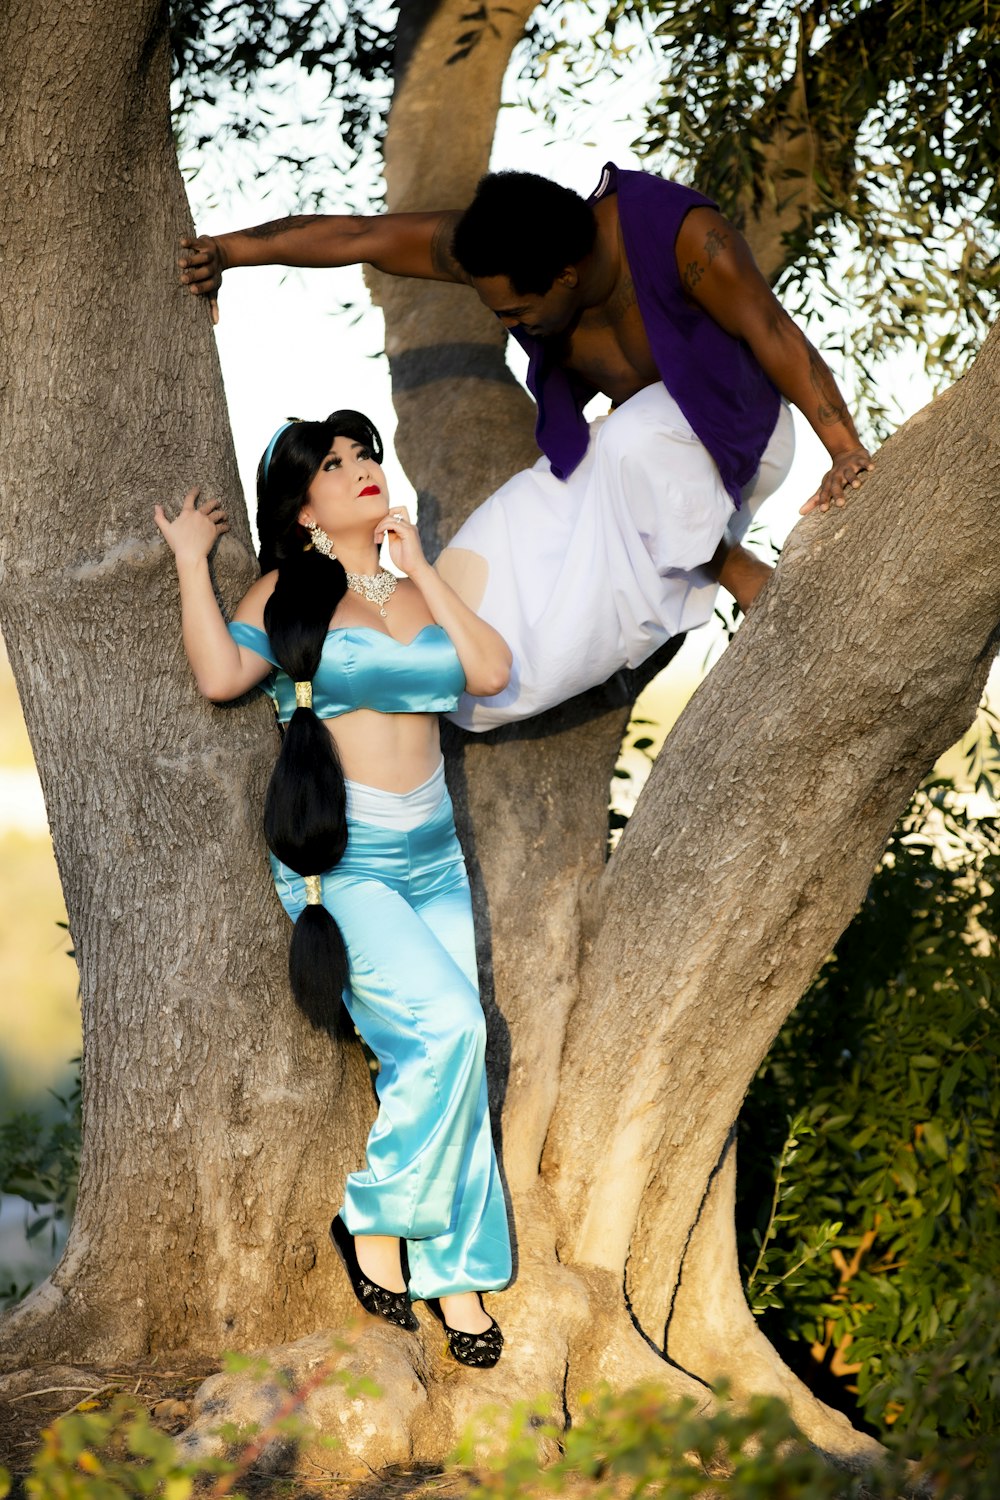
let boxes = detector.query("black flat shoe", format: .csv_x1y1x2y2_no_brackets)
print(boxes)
329,1215,418,1332
428,1295,504,1368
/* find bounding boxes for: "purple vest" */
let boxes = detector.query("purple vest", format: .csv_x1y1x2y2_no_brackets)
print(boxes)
511,163,780,505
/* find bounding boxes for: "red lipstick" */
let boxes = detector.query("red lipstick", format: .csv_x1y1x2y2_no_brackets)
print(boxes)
359,484,381,497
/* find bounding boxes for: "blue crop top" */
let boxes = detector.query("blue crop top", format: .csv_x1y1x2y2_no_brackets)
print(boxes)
227,621,466,724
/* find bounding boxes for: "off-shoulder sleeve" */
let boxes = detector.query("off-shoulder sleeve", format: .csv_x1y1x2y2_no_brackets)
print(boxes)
228,620,278,666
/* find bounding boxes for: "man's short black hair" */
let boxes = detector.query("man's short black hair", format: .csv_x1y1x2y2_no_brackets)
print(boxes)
452,171,598,296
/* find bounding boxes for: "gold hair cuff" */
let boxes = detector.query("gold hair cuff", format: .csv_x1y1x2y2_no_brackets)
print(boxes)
304,874,323,906
294,680,313,709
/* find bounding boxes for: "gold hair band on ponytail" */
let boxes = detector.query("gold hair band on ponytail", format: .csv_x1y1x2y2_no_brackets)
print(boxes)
295,681,313,709
304,874,323,906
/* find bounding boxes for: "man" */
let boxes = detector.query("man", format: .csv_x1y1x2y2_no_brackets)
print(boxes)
179,167,873,728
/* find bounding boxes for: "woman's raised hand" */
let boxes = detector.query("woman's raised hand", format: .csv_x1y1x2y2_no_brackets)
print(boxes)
375,507,428,578
154,487,229,565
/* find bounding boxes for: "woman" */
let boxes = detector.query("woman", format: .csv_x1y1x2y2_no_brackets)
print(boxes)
154,410,512,1367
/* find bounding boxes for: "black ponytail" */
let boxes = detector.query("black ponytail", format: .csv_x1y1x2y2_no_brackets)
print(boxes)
255,411,384,1036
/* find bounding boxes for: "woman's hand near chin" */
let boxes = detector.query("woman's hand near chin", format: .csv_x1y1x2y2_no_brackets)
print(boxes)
378,509,511,698
375,506,429,580
154,486,229,566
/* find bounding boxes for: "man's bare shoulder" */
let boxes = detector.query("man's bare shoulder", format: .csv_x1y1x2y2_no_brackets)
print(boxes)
674,206,739,299
360,209,472,284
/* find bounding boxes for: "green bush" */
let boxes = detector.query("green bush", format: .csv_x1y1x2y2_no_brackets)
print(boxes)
457,1378,997,1499
738,766,1000,1444
458,1383,846,1498
5,1372,999,1500
0,1059,80,1304
0,1349,367,1500
2,1395,218,1500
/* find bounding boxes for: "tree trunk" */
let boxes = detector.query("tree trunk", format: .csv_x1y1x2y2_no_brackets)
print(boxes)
3,0,997,1480
0,0,377,1362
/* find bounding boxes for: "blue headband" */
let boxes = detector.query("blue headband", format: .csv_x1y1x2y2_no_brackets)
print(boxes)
261,418,301,484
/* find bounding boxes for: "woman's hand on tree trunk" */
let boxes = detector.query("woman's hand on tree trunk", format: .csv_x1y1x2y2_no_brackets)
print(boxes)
154,486,229,566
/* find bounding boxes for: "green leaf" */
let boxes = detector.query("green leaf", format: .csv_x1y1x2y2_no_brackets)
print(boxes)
922,1120,949,1159
940,1059,963,1104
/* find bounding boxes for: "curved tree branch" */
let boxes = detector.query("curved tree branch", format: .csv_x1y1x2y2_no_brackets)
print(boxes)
545,323,1000,1354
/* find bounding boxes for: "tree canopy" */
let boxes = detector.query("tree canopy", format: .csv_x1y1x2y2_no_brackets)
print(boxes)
170,0,1000,429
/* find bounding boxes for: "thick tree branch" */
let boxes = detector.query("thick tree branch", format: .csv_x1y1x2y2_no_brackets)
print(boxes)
545,323,1000,1340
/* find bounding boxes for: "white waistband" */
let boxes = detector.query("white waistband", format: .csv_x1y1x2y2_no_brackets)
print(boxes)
344,759,447,831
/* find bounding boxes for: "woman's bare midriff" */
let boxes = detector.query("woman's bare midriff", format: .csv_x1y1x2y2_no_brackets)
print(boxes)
326,708,442,793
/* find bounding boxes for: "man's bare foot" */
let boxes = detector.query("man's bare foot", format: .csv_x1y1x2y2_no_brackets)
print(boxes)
438,1291,493,1334
354,1233,406,1293
714,540,773,613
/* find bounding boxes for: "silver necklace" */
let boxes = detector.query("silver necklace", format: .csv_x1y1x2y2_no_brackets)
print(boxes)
344,566,397,618
305,522,397,617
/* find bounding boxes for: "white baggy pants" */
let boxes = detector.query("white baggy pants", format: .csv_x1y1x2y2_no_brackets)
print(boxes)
446,383,795,731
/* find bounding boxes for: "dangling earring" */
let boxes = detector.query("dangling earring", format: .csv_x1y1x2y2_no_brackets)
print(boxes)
306,520,337,559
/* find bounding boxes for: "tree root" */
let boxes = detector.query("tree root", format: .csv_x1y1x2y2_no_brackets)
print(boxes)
0,1168,891,1482
179,1324,428,1480
172,1208,652,1479
0,1231,152,1371
177,1305,566,1480
564,1266,713,1421
667,1136,888,1473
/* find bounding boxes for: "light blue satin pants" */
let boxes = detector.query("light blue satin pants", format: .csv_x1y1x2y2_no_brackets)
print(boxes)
270,787,512,1300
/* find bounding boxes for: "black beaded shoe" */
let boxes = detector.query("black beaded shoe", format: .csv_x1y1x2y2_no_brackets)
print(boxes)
329,1215,419,1332
428,1295,504,1368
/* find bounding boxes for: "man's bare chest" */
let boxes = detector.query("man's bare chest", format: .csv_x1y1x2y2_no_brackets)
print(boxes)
559,276,660,404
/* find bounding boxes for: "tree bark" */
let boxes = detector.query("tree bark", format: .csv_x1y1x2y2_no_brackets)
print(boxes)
3,0,997,1480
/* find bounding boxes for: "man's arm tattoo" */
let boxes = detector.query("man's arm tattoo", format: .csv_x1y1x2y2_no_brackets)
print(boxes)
244,215,323,240
430,211,468,281
807,344,850,426
682,259,705,296
704,226,729,263
606,272,637,321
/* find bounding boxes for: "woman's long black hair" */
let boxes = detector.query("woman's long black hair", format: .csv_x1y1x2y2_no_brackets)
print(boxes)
255,410,384,1036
